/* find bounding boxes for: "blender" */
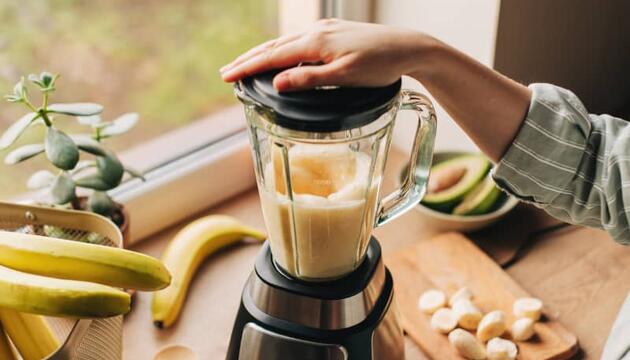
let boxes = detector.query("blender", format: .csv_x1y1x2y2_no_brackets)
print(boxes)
227,69,437,359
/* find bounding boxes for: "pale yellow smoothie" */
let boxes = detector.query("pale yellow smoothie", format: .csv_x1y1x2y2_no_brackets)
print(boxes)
259,144,379,280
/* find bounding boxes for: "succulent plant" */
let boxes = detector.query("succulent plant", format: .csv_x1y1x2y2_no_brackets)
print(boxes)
1,72,144,221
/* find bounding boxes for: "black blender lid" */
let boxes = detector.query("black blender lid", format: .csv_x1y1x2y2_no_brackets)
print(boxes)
237,68,401,132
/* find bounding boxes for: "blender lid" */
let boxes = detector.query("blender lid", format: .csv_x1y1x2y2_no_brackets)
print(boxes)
237,68,402,132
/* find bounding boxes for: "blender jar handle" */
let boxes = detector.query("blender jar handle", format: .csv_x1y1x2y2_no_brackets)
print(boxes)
375,89,437,227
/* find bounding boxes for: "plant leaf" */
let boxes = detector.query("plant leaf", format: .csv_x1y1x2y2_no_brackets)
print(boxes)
12,78,26,98
96,152,124,187
76,114,102,126
71,135,107,156
100,113,138,138
45,127,79,170
4,143,45,165
71,160,96,175
74,173,113,191
47,103,103,116
0,112,40,150
27,170,55,190
50,172,76,204
28,73,44,87
4,95,21,103
87,191,116,216
40,72,54,88
124,166,146,181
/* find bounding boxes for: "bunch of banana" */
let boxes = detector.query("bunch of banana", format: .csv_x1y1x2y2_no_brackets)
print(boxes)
0,323,17,360
0,264,130,318
0,310,58,360
152,215,266,328
0,231,170,317
0,231,171,291
0,229,171,359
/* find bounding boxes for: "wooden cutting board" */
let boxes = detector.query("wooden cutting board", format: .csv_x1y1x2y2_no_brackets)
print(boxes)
385,232,579,360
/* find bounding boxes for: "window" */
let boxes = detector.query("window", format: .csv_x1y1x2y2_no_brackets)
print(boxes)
0,0,278,200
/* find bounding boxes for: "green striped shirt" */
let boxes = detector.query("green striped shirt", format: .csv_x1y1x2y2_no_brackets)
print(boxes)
492,83,630,359
493,83,630,245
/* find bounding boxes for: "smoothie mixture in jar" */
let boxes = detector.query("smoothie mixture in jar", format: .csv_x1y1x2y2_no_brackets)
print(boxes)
259,144,379,280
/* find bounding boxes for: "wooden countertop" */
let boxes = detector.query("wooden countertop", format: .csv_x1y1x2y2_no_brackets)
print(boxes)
124,149,630,359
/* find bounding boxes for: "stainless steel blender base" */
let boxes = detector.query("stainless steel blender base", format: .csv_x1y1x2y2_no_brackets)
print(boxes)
226,238,405,360
239,323,348,359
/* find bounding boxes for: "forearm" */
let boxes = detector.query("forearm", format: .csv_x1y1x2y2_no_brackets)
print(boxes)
407,36,531,162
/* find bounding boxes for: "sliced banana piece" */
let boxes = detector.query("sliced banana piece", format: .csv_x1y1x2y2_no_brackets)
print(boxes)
477,310,507,342
418,289,446,314
452,299,483,330
431,308,458,333
511,317,536,341
448,328,487,359
513,297,543,321
449,286,473,307
486,337,518,360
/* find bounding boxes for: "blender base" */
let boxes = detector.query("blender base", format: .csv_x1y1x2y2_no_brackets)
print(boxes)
226,237,404,360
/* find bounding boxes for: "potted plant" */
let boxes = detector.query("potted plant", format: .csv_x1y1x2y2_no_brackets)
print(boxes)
0,72,143,241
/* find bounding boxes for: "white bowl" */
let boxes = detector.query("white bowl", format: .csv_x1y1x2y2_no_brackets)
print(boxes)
400,151,519,233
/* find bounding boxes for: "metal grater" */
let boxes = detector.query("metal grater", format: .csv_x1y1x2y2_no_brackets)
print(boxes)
0,201,123,360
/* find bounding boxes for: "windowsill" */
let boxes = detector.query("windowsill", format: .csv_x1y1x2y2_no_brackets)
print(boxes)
111,105,256,244
117,106,246,174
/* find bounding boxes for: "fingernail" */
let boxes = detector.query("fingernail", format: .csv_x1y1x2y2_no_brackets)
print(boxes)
221,69,238,82
219,64,230,73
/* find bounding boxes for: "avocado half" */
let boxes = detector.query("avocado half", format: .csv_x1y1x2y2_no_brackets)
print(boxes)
421,154,491,212
452,174,502,215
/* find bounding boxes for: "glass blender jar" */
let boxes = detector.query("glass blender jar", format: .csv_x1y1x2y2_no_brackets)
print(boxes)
236,70,436,281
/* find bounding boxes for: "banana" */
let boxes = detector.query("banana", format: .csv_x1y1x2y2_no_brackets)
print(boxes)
430,308,457,334
486,337,518,360
453,299,483,331
511,317,535,341
513,297,543,321
0,324,17,360
477,310,506,342
0,309,59,360
418,289,447,314
0,230,171,291
0,264,130,318
449,286,473,307
152,215,266,328
448,329,486,360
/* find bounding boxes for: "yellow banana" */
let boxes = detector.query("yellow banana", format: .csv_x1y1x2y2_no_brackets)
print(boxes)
0,309,59,360
0,265,130,318
152,215,265,328
0,324,17,360
0,230,171,291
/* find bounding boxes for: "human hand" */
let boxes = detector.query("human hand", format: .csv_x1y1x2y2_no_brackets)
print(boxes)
220,19,436,91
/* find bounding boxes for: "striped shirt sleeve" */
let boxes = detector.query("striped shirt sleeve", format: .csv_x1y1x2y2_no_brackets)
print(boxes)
492,83,630,245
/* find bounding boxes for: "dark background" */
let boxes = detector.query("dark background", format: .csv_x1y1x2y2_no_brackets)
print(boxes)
494,0,630,118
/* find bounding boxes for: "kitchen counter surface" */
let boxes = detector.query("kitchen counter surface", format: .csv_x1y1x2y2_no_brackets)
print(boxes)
124,149,630,359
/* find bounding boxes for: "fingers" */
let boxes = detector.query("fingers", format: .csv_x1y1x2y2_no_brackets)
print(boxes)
221,33,301,74
273,63,345,92
221,38,320,82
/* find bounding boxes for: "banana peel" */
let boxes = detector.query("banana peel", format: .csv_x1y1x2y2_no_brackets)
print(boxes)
0,324,17,360
152,215,265,328
0,310,59,360
0,230,171,291
0,265,130,318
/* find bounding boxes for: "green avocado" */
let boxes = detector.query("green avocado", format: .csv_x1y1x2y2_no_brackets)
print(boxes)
452,174,502,215
421,154,490,212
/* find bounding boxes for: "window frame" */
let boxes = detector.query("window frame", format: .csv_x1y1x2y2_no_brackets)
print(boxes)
110,106,253,244
101,0,374,244
109,1,328,244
